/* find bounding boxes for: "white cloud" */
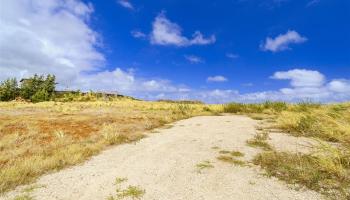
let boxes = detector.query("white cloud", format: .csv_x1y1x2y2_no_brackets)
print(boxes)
260,30,307,52
0,0,104,85
226,53,239,59
190,31,216,45
207,76,228,82
271,69,325,87
184,55,204,64
117,0,134,10
155,69,350,103
71,68,189,95
131,30,146,39
150,13,215,47
327,79,350,93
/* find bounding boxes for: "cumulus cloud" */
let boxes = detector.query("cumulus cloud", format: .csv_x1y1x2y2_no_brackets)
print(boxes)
184,55,204,64
260,30,307,52
150,13,215,47
156,69,350,103
271,69,325,87
207,76,228,82
71,68,190,96
328,79,350,93
0,0,104,85
0,0,188,98
117,0,134,10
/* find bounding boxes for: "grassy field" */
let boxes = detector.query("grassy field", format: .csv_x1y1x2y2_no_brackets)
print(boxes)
0,99,221,193
1,99,349,199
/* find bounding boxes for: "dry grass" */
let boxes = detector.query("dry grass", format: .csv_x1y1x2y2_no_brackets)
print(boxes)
0,99,221,193
250,102,350,199
217,150,246,166
246,131,272,151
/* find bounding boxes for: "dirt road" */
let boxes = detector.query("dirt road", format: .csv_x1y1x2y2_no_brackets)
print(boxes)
2,116,322,200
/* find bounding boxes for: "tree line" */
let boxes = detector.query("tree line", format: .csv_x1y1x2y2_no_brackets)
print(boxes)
0,74,56,102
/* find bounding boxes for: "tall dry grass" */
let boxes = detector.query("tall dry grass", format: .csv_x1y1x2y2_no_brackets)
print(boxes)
0,99,221,193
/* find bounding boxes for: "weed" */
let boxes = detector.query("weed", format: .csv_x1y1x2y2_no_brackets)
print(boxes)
115,177,128,185
219,150,244,157
117,186,145,199
219,150,231,154
217,155,246,166
108,177,145,200
22,184,45,193
196,161,214,171
246,131,272,151
230,151,244,157
12,194,33,200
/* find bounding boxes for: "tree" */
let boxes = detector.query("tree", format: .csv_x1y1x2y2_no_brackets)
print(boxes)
0,78,18,101
31,88,50,103
20,74,56,102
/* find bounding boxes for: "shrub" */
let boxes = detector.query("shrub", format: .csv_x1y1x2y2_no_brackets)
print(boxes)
31,89,50,103
20,74,56,102
0,78,18,101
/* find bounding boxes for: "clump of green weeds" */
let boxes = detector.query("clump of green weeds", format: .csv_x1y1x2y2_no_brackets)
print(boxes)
107,177,145,200
246,131,272,151
196,160,214,172
217,150,246,166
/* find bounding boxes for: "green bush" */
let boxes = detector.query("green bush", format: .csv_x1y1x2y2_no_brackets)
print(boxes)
31,89,50,103
0,78,18,101
20,74,56,102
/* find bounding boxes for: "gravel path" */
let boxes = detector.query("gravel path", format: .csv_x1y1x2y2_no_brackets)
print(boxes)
1,116,322,200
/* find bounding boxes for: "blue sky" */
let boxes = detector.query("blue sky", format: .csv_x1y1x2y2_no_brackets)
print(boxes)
0,0,349,103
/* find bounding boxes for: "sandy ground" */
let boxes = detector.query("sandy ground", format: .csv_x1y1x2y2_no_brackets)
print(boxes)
1,115,323,200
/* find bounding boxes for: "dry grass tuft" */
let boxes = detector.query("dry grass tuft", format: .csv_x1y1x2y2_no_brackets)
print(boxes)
217,155,246,166
217,150,246,166
246,131,272,151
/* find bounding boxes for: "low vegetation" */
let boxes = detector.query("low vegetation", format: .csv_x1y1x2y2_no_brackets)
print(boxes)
0,100,221,193
246,131,272,151
107,177,145,200
196,160,214,172
225,102,350,199
217,150,246,166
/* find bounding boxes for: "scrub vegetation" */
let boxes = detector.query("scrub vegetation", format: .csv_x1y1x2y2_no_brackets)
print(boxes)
0,99,221,193
224,101,350,199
